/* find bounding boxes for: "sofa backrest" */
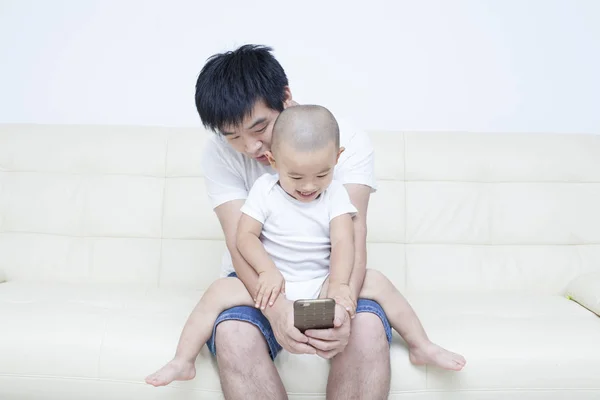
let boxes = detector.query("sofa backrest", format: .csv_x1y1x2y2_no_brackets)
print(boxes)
1,124,599,294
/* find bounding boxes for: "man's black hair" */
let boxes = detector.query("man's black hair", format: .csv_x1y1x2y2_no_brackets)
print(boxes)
195,44,289,132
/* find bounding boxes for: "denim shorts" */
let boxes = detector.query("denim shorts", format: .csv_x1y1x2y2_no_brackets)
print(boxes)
206,272,392,360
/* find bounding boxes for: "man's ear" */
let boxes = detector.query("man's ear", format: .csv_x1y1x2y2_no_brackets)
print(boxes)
282,86,294,109
265,151,276,167
336,147,345,163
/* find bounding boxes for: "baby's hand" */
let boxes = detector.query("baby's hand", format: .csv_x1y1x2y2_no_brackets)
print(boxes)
328,283,357,318
255,270,286,310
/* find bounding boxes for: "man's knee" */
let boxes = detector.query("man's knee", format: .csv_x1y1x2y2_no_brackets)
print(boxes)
215,320,269,363
349,313,389,358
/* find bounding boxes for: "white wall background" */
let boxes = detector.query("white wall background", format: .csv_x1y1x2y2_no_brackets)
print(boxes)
1,0,599,133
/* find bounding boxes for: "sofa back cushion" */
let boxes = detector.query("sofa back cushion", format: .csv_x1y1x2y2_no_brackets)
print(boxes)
1,125,599,294
402,132,600,294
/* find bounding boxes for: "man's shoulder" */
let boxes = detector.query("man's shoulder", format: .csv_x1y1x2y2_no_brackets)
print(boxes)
336,115,368,148
201,133,251,182
202,133,241,161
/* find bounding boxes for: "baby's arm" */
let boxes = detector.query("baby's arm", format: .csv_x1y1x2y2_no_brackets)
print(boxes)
237,213,285,309
326,182,360,316
329,213,355,285
328,213,357,316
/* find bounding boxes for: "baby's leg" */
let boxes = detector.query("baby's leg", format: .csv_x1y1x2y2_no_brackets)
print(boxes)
145,277,254,386
360,269,466,371
318,278,330,299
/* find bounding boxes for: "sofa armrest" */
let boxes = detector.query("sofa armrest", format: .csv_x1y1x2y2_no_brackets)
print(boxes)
565,271,600,317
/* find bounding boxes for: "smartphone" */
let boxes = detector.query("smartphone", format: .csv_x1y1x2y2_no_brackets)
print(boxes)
293,298,336,332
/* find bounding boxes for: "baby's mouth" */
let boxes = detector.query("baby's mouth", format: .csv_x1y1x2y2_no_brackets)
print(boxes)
297,190,317,198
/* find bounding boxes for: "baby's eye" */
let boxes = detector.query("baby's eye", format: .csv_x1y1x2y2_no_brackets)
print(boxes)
317,174,328,178
289,177,301,180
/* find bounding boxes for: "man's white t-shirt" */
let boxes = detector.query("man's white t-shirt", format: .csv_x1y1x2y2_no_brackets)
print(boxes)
239,173,357,300
200,116,376,281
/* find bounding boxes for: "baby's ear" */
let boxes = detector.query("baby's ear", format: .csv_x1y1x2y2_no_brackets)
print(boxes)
336,147,345,163
265,151,276,167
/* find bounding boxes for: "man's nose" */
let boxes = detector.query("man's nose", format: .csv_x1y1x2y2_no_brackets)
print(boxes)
244,138,262,155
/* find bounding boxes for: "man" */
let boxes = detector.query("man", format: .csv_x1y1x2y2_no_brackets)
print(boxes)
196,44,391,399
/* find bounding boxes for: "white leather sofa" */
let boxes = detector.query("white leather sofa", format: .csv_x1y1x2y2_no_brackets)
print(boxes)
1,124,599,400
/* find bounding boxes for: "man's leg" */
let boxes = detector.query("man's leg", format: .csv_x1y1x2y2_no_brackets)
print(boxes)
200,272,286,399
326,301,391,400
215,320,288,400
146,277,254,386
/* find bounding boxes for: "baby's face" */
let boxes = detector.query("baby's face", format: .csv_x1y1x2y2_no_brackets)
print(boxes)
268,142,342,202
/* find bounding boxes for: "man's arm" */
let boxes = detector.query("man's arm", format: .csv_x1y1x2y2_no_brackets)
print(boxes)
214,199,262,300
342,184,372,299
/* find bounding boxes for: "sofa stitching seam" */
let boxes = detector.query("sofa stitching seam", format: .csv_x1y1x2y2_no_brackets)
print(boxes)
157,136,169,288
403,132,408,292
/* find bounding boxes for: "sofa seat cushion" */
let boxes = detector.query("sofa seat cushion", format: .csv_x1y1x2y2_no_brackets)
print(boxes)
565,271,600,317
1,282,600,398
406,293,600,392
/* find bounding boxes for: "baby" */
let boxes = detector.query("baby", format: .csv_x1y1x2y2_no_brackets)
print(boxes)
146,105,466,387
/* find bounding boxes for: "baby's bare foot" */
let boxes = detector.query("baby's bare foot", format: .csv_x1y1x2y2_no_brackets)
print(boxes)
145,359,196,387
409,342,466,371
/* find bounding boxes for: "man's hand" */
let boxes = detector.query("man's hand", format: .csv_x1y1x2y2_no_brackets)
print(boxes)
263,297,317,355
304,303,351,359
255,269,286,310
328,283,357,318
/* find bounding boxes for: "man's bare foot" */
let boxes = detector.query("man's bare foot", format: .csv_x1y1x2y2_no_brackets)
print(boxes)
145,359,196,387
409,341,466,371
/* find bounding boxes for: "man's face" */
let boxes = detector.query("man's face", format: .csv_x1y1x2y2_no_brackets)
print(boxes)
219,99,290,166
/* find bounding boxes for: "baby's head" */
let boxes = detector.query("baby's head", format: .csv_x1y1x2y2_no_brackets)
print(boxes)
265,105,343,202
